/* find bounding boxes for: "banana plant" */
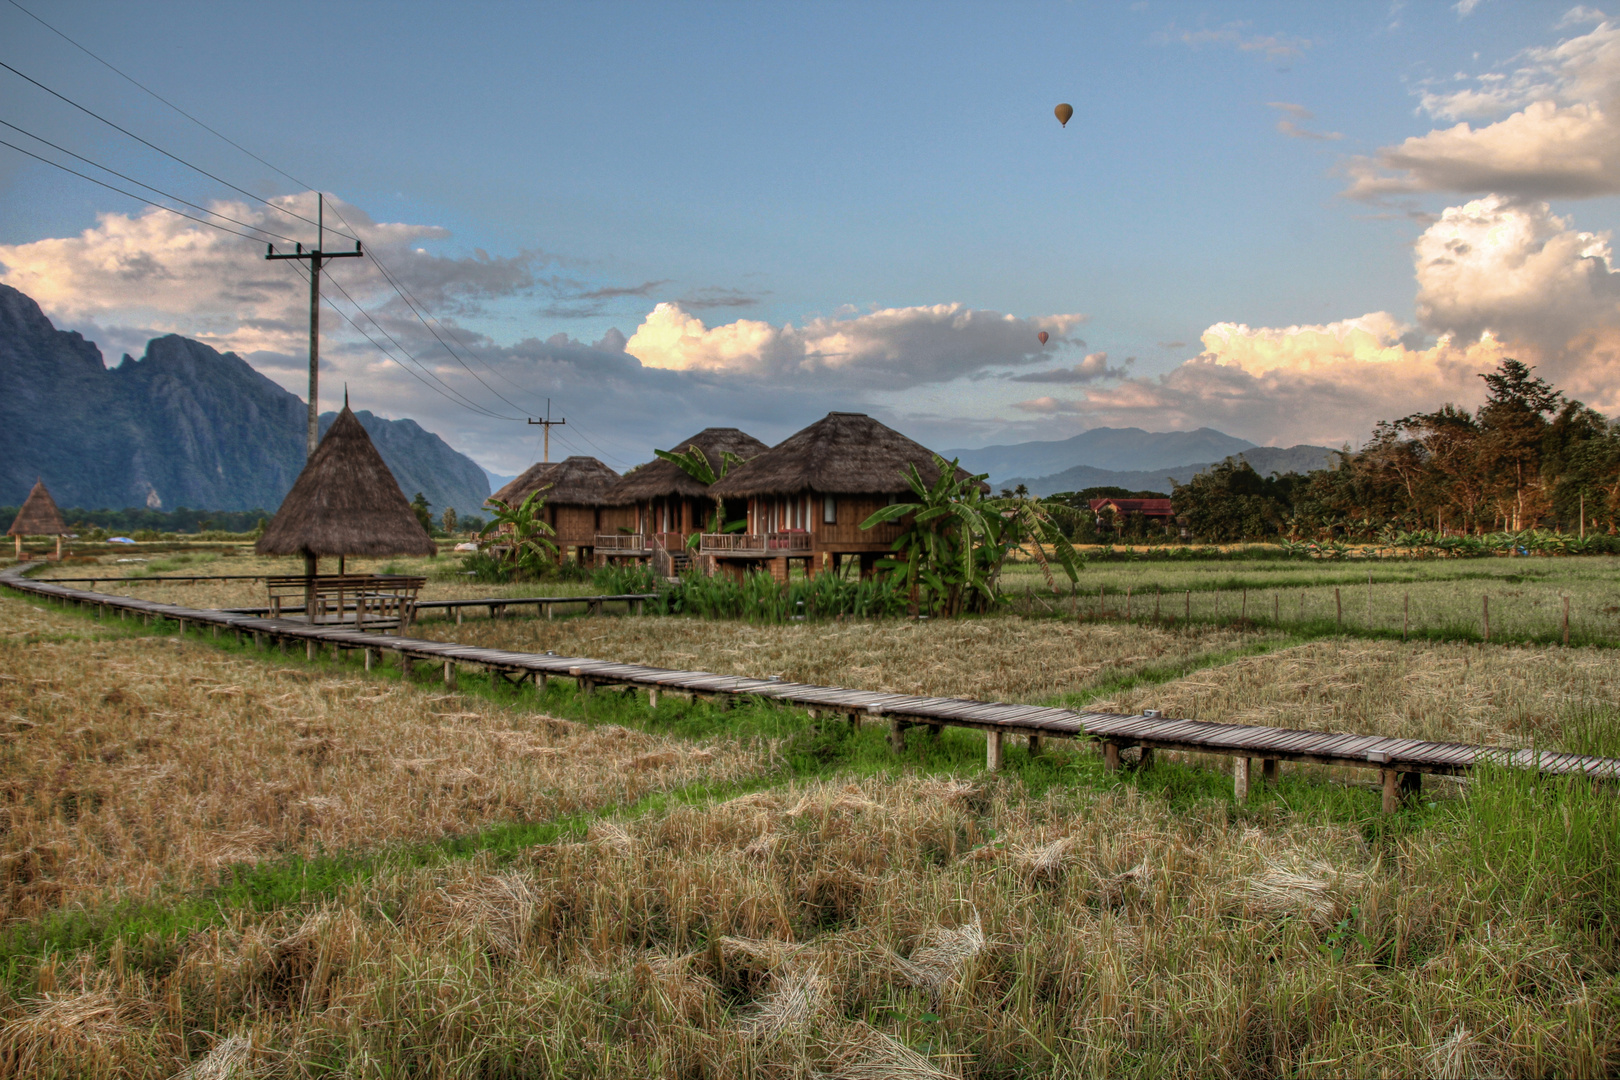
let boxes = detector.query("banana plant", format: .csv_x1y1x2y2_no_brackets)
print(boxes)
477,488,558,578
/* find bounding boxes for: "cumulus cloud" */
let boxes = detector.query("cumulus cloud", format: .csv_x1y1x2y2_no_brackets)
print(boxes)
1007,352,1127,383
1346,19,1620,199
623,301,1086,390
1040,196,1620,446
0,192,547,358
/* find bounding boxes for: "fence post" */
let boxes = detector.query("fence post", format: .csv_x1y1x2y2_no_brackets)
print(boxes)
986,729,1004,772
1233,756,1251,802
1563,595,1570,646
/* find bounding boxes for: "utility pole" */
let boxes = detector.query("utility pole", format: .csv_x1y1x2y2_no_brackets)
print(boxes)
266,194,363,458
528,399,566,463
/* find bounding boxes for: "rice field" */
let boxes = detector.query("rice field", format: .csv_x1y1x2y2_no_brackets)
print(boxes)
1004,555,1620,646
2,575,1618,1077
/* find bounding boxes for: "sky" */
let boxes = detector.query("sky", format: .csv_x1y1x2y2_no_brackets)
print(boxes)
4,0,1620,476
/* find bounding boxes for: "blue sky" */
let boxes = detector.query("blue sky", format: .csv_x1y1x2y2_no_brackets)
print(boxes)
4,0,1620,473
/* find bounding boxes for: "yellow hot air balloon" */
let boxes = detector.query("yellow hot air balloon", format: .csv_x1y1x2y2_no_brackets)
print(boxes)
1054,103,1074,127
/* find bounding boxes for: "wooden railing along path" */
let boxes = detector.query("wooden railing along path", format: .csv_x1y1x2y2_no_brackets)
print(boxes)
6,565,1617,813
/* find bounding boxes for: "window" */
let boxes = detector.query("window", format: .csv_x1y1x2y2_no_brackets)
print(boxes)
823,495,837,524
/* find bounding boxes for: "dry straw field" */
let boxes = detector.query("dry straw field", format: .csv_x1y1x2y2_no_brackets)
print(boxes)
1,573,1618,1078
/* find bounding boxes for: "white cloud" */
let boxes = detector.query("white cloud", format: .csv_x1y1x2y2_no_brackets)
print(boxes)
1164,23,1312,62
1007,352,1127,383
1455,0,1486,17
1347,20,1620,199
1027,196,1620,447
623,301,1086,390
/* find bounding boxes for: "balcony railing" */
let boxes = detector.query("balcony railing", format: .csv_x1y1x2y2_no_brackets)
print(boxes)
594,531,690,554
700,531,813,555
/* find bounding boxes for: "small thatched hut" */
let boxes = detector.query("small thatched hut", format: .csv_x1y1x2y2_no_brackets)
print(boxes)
706,412,984,579
256,405,436,572
598,428,768,561
488,455,625,563
7,479,68,560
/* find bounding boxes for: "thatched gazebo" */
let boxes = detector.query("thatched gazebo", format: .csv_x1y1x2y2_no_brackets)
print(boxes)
257,404,435,588
706,412,984,579
488,455,625,564
7,479,68,560
598,428,768,562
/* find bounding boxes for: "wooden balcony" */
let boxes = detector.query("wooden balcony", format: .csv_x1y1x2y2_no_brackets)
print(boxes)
594,531,688,556
700,531,813,556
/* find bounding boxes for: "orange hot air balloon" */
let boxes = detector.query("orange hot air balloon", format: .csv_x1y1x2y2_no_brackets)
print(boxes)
1037,331,1050,345
1054,103,1074,127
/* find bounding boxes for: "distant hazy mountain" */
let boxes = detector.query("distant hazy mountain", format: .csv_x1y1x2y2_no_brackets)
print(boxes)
1003,444,1343,497
0,283,490,518
944,426,1257,484
483,468,517,493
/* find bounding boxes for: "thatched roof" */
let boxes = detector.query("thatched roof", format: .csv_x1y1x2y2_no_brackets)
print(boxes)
604,428,769,502
256,405,436,557
7,480,67,536
490,456,621,508
709,412,986,498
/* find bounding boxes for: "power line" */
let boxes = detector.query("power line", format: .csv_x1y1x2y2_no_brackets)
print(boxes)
0,57,355,241
0,118,300,243
6,0,316,193
0,136,286,244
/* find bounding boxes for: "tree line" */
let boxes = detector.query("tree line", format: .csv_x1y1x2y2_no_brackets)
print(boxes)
1171,359,1620,543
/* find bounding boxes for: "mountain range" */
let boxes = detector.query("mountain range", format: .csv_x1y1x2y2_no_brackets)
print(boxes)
944,427,1339,495
0,284,490,518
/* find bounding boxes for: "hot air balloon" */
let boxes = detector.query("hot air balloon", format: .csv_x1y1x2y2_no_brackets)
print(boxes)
1038,331,1050,345
1054,103,1073,128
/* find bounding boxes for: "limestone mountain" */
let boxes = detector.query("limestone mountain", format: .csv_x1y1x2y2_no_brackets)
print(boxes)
0,284,489,518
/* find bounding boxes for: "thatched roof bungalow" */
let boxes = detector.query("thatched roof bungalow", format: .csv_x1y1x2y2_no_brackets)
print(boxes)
489,455,624,561
256,405,435,570
705,412,982,578
597,428,768,561
8,479,68,559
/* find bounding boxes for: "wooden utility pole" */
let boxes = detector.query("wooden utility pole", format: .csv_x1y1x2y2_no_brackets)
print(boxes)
266,194,363,458
528,399,566,463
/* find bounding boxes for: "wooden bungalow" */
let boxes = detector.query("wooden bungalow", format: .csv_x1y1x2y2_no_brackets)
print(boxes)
256,404,436,623
595,428,768,566
488,455,626,564
7,479,68,560
705,412,985,580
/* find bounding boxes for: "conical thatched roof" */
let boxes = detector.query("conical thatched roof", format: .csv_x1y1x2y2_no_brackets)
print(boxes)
710,412,986,498
7,480,67,536
605,428,769,502
256,406,436,557
490,456,621,508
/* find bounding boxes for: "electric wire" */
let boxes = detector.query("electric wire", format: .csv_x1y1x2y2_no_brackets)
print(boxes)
0,136,290,244
6,0,318,193
0,118,300,244
0,57,356,241
0,7,572,430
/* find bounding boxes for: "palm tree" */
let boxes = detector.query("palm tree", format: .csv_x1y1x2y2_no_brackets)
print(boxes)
652,445,748,548
478,488,557,577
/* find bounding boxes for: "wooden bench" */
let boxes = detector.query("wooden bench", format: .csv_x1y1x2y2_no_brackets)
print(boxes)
265,574,425,629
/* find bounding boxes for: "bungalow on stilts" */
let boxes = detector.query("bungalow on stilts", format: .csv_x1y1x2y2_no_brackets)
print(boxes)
596,428,768,572
489,456,627,566
705,412,985,582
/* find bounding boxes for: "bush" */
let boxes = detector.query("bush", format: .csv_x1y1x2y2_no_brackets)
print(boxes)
611,568,910,622
131,529,161,542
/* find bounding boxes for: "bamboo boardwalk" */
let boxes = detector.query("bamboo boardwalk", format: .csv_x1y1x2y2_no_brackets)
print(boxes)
6,565,1616,813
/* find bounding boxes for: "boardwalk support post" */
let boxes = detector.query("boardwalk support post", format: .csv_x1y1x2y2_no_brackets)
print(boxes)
570,667,593,695
1028,734,1043,756
1103,741,1121,772
1234,756,1251,801
1138,746,1154,768
1381,768,1398,814
648,686,659,708
1261,758,1277,784
888,719,907,753
364,648,376,672
401,656,413,677
444,661,457,689
307,640,318,662
986,728,1004,772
